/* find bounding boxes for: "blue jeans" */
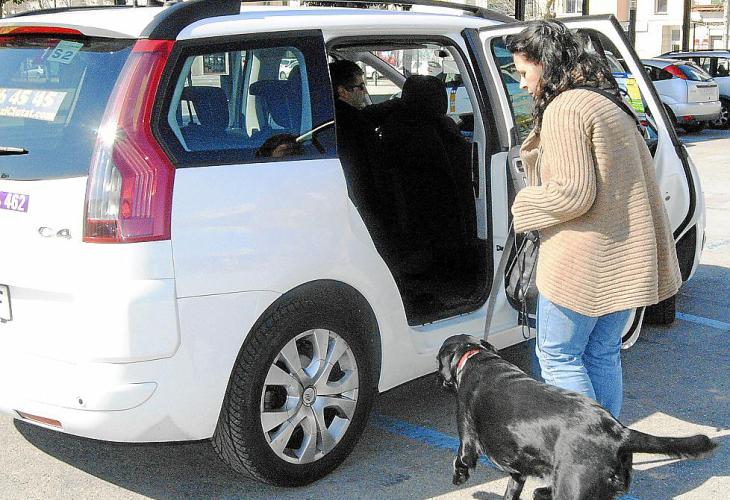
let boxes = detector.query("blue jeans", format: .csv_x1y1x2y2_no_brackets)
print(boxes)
534,295,631,418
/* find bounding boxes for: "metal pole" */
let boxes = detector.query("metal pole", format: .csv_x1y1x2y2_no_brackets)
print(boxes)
692,22,696,51
682,0,692,52
628,0,636,48
582,0,589,16
515,0,525,21
725,0,730,49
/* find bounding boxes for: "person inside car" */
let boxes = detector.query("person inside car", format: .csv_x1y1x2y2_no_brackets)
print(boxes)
254,133,304,159
329,59,399,243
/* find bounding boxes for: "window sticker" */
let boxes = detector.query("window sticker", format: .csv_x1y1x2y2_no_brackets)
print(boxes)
0,191,30,213
0,87,67,122
46,40,83,65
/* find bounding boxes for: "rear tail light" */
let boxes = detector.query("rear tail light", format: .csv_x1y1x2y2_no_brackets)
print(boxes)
665,65,687,80
84,40,175,243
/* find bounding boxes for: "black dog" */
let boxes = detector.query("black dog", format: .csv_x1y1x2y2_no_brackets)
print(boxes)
437,334,717,500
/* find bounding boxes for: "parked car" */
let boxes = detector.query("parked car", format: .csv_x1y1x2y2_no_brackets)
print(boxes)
278,57,298,79
660,49,730,129
642,57,720,133
0,1,705,487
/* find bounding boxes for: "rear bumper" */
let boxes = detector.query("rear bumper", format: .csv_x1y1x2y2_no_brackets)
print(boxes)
0,289,281,442
670,100,721,121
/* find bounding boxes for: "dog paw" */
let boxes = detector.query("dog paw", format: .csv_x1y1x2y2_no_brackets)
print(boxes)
452,469,470,485
451,463,470,485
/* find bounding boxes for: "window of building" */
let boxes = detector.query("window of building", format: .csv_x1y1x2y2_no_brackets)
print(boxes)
671,28,681,51
564,0,582,14
656,0,668,15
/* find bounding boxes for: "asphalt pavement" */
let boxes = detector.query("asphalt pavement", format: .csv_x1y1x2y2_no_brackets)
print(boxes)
1,128,728,499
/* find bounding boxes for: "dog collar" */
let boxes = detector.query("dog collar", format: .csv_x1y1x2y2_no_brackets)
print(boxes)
456,348,481,373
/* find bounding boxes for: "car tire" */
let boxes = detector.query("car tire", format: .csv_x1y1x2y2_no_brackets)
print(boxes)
621,307,645,350
280,71,287,80
643,294,676,326
682,122,706,133
212,291,377,486
711,98,730,129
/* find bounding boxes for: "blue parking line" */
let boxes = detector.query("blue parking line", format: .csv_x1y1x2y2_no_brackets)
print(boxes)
371,414,640,500
676,312,730,331
371,414,496,468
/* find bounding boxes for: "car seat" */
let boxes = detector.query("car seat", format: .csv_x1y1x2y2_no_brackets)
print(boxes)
180,85,234,150
249,78,302,140
379,75,468,274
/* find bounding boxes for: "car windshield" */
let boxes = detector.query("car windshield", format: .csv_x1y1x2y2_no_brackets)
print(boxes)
0,36,133,181
675,62,713,82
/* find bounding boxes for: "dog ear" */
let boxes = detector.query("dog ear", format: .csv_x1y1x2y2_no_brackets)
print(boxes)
480,339,498,353
437,346,457,389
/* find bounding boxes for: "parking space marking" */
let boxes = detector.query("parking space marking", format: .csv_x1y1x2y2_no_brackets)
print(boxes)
371,414,641,500
676,312,730,331
372,414,495,468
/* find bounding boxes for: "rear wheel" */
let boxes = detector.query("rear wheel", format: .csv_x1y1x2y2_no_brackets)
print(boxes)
682,121,706,133
621,307,645,350
711,98,730,129
213,293,377,486
644,294,676,326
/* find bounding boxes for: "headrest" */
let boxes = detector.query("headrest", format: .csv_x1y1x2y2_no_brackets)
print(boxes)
249,79,300,130
402,75,448,117
180,86,229,131
249,79,294,98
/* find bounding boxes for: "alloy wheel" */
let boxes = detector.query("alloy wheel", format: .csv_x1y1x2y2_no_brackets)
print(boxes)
260,328,359,464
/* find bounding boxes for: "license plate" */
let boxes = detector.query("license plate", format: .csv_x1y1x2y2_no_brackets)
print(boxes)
0,284,11,322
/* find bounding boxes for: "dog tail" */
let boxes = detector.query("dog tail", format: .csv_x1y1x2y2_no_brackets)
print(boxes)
621,429,717,459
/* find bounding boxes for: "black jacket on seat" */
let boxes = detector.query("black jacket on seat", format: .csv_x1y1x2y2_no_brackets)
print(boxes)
379,75,470,269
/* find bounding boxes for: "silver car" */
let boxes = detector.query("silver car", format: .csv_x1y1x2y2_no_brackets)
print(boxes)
642,58,721,133
660,49,730,129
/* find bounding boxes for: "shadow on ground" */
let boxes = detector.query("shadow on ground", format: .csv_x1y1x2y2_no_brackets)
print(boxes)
14,263,729,499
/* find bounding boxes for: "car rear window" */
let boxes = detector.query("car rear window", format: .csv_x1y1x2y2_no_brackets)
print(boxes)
0,36,133,181
675,62,712,82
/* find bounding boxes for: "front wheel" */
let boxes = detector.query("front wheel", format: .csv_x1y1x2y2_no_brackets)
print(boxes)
213,295,377,486
644,294,676,326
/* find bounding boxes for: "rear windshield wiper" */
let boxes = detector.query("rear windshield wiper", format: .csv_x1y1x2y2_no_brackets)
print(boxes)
0,147,28,156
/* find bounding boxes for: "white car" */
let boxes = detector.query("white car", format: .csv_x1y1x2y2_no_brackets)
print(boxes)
642,57,721,133
0,1,705,486
660,49,730,129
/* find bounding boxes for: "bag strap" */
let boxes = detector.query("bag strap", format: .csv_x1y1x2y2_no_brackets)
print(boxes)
483,224,515,340
574,86,640,126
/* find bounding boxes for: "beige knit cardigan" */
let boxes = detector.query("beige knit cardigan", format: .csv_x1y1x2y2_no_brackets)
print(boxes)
512,89,682,317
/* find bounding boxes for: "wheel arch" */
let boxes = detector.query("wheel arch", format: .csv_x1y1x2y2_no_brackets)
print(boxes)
244,279,382,390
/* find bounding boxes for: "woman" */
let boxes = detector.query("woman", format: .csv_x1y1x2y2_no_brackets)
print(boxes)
507,20,681,418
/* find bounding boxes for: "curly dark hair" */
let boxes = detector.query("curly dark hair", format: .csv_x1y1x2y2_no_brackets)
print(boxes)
506,19,619,132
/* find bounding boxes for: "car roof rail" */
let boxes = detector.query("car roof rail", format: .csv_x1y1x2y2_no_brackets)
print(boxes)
300,0,515,23
7,0,514,37
6,4,132,18
141,0,241,39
